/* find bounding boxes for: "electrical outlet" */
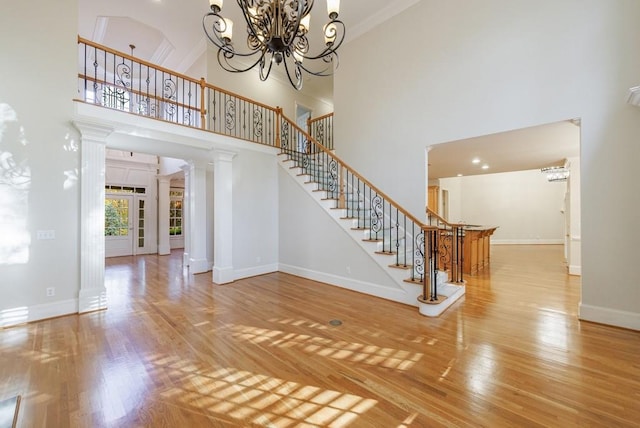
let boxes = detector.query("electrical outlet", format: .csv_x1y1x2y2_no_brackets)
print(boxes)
37,230,56,240
346,266,351,274
256,256,262,263
46,287,55,297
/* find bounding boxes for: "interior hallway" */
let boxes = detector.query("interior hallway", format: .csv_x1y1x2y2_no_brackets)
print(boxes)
0,245,638,426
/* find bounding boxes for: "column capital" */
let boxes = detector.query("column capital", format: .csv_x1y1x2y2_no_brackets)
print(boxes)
72,121,113,142
212,149,237,163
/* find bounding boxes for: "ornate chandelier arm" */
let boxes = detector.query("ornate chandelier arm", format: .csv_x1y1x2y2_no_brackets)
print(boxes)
217,48,267,73
298,18,345,61
282,51,304,90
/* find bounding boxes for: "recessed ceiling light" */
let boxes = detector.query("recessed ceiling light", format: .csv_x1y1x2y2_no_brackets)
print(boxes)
472,158,481,164
482,164,489,170
457,173,463,177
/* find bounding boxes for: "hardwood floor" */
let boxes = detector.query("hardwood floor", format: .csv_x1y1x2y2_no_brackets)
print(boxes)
1,245,639,427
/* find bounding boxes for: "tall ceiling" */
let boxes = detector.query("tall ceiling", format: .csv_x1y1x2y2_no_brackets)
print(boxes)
78,0,419,100
78,1,580,178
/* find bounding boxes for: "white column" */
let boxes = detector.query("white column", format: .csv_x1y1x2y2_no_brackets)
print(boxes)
74,121,112,313
157,176,171,255
186,160,211,273
181,164,191,266
212,150,237,284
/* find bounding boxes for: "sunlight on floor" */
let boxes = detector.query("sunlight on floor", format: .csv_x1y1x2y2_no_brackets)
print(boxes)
227,324,424,371
147,354,378,427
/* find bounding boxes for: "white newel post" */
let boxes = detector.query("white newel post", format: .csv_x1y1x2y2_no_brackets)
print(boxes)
212,150,237,284
186,160,210,273
157,176,171,255
74,122,112,313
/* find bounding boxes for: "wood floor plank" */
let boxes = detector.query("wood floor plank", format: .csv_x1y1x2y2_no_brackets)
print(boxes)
1,245,639,427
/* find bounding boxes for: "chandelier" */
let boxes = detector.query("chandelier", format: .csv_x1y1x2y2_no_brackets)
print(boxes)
203,0,344,90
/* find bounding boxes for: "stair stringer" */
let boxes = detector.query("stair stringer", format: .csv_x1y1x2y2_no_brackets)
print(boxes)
278,156,426,307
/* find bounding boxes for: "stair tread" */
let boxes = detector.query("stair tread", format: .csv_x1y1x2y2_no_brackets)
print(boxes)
389,264,412,270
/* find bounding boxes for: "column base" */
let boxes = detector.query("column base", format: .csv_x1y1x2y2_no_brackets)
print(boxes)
213,266,235,284
189,258,211,274
78,287,107,313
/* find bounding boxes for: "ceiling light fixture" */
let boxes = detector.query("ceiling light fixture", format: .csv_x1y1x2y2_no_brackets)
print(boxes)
472,158,481,164
481,164,489,170
203,0,345,90
541,166,569,182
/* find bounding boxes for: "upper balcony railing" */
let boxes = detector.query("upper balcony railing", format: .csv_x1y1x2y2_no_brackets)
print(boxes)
77,36,280,147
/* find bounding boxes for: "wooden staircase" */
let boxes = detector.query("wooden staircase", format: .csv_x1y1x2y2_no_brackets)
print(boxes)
278,149,465,315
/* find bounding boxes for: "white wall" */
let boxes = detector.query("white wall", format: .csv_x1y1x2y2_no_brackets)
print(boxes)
334,0,640,329
232,150,279,277
278,168,401,293
205,52,333,120
0,0,81,324
443,170,566,244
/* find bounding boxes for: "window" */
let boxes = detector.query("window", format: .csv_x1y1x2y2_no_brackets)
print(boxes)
138,199,145,248
105,198,129,236
170,189,184,236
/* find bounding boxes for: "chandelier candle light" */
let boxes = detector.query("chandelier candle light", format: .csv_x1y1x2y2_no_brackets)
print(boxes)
203,0,344,90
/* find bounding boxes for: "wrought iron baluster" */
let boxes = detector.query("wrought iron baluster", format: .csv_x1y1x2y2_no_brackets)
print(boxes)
403,215,407,267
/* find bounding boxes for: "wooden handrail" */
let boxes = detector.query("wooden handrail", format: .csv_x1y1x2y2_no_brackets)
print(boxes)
203,82,278,112
309,112,334,123
282,116,426,228
426,206,466,228
78,36,201,86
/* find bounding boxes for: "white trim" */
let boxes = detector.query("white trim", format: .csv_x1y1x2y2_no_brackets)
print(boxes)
189,257,211,274
492,239,564,245
234,264,279,281
79,287,108,313
150,37,175,66
92,16,109,43
569,265,582,276
579,303,640,331
279,263,418,307
177,37,207,74
0,299,78,328
417,284,466,317
213,266,235,284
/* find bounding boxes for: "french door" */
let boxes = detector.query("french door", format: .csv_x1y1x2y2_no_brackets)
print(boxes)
105,195,134,257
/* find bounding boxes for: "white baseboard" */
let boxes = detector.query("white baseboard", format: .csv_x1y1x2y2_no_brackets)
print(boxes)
569,265,582,276
492,239,564,245
1,299,78,328
234,264,278,281
579,303,640,331
279,263,418,306
213,266,235,284
189,258,211,274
